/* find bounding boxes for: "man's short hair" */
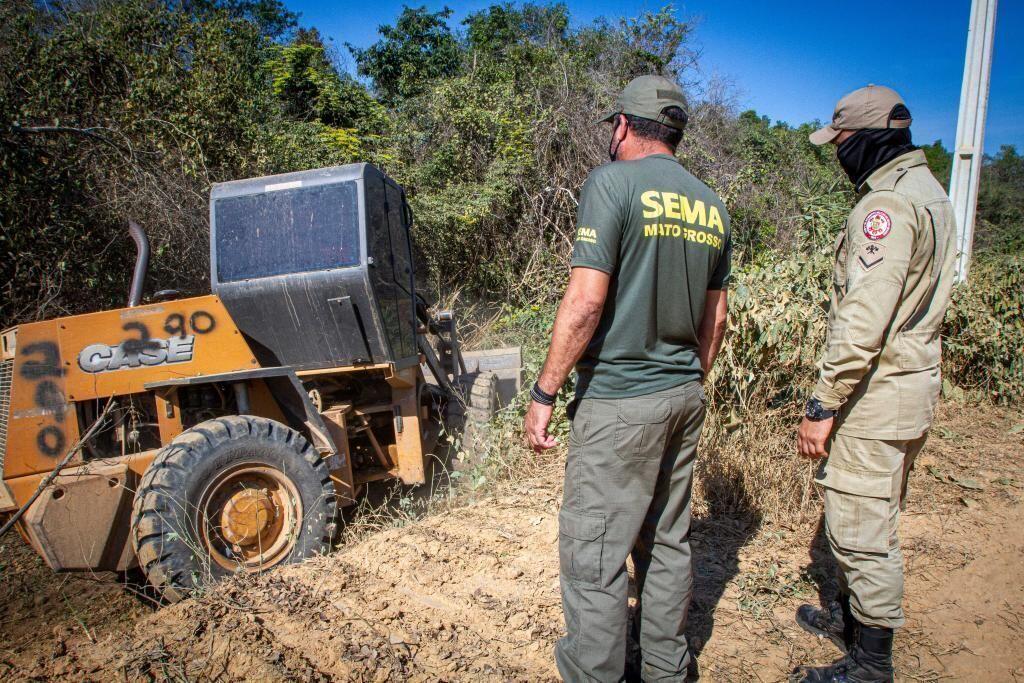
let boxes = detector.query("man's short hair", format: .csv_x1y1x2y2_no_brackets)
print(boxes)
623,106,687,148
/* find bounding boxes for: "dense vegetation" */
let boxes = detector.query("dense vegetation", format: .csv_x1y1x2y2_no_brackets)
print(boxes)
1,0,1021,406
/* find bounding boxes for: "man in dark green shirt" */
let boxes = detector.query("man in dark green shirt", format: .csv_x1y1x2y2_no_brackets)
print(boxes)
525,75,731,682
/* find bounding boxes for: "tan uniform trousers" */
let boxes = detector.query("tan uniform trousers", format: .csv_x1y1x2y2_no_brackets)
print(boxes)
817,432,926,629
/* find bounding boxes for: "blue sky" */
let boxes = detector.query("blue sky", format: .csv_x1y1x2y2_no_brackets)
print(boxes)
289,0,1022,154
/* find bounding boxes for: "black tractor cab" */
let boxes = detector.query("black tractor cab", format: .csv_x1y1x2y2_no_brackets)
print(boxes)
210,164,417,371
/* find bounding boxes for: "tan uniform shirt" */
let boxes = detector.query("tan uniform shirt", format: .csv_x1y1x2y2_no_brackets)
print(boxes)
814,150,957,440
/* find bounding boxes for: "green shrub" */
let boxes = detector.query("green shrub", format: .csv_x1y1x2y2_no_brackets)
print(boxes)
714,249,1023,407
491,243,1022,414
942,254,1024,403
713,255,828,406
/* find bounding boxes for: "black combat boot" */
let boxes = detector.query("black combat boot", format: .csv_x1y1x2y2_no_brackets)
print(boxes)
796,593,857,653
790,624,894,683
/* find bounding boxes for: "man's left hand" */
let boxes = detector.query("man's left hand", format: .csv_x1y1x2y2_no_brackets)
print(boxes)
798,416,834,459
525,401,557,453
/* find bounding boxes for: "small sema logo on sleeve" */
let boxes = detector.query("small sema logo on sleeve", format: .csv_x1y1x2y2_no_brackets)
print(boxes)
576,227,598,244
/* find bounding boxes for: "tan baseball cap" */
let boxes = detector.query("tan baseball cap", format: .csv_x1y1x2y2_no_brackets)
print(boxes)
809,85,912,145
597,75,689,130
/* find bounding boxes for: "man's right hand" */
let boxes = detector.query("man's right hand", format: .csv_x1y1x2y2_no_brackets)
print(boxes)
797,416,833,459
525,400,557,452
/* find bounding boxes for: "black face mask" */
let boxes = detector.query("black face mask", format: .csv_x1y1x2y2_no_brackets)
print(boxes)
836,127,915,189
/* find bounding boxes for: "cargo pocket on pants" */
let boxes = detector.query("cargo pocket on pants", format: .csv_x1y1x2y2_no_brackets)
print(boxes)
820,467,892,555
558,509,606,585
614,399,670,460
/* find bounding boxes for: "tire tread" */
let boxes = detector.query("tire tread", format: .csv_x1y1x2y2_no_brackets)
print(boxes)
130,415,337,603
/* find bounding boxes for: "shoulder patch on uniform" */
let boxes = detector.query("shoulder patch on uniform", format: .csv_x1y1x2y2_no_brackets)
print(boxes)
857,241,886,272
862,210,892,240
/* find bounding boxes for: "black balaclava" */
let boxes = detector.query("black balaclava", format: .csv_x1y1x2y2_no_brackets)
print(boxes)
836,127,915,189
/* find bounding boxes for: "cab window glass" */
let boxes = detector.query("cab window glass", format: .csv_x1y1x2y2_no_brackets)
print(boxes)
215,182,359,282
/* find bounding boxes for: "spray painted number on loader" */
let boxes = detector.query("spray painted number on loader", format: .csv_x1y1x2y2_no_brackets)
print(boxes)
76,310,217,373
19,341,68,457
163,310,216,337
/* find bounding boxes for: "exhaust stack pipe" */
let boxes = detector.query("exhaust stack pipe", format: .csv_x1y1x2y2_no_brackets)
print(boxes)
127,220,149,307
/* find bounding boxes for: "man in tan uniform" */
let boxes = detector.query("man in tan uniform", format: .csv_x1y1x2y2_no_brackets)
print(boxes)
793,85,957,683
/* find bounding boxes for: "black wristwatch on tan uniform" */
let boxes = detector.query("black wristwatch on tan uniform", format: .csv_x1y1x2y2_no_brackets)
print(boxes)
805,398,836,421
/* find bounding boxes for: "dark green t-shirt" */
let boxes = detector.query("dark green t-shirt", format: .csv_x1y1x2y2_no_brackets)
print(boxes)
570,153,732,398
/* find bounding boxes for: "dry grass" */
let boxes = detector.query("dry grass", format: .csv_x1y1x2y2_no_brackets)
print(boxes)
695,400,820,525
460,389,821,532
337,455,464,546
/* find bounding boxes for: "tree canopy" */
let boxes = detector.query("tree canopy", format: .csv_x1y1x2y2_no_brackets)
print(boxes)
348,6,461,104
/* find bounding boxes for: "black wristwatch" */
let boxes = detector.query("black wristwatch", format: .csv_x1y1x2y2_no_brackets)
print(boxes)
805,398,836,421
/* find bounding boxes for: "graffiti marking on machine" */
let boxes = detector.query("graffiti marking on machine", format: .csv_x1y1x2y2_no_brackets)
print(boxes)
78,335,195,373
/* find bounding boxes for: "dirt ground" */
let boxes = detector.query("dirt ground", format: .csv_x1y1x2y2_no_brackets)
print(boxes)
2,402,1022,682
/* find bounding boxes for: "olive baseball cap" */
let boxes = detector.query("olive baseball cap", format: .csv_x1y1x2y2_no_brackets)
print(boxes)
809,84,912,145
597,75,689,130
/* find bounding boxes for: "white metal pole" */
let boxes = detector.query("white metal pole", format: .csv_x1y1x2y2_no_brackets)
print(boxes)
950,0,998,283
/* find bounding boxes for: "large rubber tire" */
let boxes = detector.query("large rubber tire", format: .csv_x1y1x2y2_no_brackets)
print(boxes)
130,416,337,603
454,372,499,464
462,371,500,422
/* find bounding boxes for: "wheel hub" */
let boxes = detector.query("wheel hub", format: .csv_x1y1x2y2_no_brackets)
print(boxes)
197,464,302,572
220,488,276,546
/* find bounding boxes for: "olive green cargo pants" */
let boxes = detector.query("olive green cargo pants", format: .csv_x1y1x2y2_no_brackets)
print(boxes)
816,433,927,629
555,381,706,682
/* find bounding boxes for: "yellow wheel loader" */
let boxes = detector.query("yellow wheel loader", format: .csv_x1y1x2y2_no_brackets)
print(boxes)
0,164,521,602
